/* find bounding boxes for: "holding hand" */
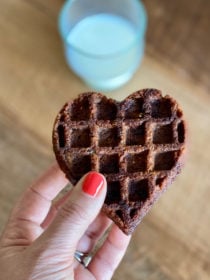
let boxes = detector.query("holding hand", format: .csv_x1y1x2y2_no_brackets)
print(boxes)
0,164,131,280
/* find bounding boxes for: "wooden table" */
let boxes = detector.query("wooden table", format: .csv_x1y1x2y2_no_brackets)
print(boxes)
0,1,210,279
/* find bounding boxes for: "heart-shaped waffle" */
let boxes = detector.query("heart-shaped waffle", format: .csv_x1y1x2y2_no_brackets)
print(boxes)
52,89,186,235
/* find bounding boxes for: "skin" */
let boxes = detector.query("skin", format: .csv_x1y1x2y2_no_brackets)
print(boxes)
0,164,131,280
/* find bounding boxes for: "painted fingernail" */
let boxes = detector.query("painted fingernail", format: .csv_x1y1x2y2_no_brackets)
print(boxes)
82,172,104,197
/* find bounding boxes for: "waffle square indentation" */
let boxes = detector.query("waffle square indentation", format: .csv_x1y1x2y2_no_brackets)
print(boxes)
57,125,66,148
70,127,91,147
96,98,118,120
155,177,166,188
130,208,138,219
66,154,92,180
105,181,121,205
129,179,150,202
153,124,174,144
126,123,145,146
178,121,185,143
70,96,91,121
127,151,148,172
115,210,124,221
124,98,144,119
151,99,172,118
99,154,119,174
98,127,120,147
154,151,177,170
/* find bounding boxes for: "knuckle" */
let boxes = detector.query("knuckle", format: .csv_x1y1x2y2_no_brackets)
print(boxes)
59,201,88,222
86,229,100,241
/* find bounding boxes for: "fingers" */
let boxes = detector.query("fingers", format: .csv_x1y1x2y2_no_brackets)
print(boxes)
88,225,131,280
74,265,95,280
29,163,69,200
41,188,73,229
11,163,68,223
1,164,68,246
33,172,107,258
76,212,112,253
42,187,112,255
44,195,112,252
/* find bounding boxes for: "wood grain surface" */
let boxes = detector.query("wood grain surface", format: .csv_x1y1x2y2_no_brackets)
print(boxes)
143,0,210,92
0,1,210,279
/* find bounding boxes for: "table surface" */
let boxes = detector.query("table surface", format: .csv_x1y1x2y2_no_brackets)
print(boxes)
0,1,210,279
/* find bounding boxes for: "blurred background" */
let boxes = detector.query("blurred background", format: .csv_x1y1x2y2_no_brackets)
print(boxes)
0,0,210,279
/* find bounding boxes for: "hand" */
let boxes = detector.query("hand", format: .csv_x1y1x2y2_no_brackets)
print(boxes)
0,164,131,280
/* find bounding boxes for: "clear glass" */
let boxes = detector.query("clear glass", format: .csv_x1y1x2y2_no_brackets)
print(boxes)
59,0,147,91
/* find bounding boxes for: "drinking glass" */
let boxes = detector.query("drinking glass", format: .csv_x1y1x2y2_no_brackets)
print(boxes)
59,0,147,91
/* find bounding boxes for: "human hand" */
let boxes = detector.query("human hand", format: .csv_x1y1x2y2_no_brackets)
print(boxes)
0,164,131,280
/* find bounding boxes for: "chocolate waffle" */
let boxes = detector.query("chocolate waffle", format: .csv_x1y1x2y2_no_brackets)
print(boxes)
52,89,186,235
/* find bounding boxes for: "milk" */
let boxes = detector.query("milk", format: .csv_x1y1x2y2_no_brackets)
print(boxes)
64,13,144,90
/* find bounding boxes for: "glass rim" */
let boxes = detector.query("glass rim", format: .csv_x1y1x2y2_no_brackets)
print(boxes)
58,0,147,59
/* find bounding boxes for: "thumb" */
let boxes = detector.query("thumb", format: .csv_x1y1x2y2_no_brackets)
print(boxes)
34,172,107,256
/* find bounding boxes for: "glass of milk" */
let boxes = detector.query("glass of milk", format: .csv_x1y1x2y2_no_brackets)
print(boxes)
59,0,147,91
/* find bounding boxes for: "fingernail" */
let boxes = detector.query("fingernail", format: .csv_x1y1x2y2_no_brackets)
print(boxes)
82,172,104,197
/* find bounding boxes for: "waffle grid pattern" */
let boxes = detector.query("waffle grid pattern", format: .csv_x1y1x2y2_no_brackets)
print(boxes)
53,90,185,234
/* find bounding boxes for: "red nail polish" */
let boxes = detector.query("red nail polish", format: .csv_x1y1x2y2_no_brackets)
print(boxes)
82,172,104,197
